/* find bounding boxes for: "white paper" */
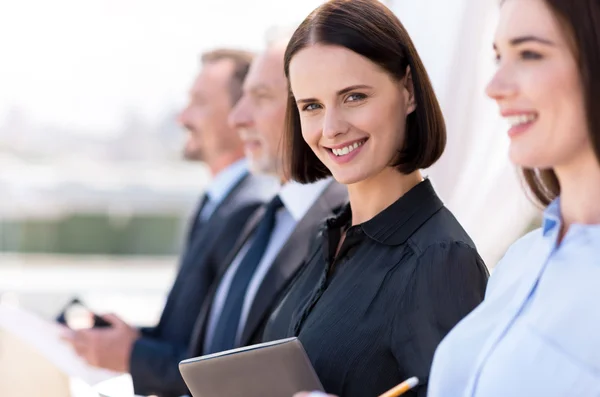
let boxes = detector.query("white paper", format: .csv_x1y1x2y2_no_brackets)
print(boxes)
0,303,120,386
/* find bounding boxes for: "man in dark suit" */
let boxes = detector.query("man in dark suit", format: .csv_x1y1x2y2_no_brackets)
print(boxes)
187,32,348,361
63,49,278,397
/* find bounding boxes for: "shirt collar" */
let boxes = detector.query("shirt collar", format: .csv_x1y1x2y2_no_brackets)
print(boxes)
326,178,443,246
542,198,561,236
205,159,248,204
279,178,333,221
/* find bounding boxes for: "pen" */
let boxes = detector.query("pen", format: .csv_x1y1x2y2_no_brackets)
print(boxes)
377,376,419,397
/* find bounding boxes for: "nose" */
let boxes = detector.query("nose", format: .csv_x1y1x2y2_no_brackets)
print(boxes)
485,64,518,102
322,108,348,139
177,104,190,127
228,96,253,130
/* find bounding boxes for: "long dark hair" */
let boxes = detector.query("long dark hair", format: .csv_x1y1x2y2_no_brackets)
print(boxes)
520,0,600,206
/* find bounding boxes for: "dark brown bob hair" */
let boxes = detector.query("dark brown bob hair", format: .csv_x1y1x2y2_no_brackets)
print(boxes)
516,0,600,206
283,0,446,183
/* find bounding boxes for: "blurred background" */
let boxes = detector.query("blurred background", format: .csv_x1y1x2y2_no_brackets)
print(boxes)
0,0,539,328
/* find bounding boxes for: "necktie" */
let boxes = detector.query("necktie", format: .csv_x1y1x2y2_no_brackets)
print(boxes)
187,193,211,246
207,195,284,354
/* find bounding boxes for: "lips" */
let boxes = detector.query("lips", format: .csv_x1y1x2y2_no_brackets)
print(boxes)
324,138,368,165
501,111,538,138
326,138,368,157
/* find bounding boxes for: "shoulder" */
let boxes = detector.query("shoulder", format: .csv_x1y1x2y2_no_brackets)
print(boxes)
222,203,263,234
485,228,543,298
408,206,477,256
321,180,348,204
307,180,348,217
386,240,488,313
409,240,489,289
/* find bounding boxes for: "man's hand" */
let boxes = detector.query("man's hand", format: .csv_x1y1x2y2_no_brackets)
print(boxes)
62,313,140,373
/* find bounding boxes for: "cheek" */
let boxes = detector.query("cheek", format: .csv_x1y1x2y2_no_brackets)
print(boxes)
521,64,559,108
300,117,323,149
354,104,405,146
529,62,586,136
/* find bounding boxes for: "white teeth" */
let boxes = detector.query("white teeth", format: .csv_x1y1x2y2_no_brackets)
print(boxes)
332,140,364,156
505,114,538,127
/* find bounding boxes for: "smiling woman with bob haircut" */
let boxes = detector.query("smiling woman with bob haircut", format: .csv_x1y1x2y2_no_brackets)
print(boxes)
261,1,489,396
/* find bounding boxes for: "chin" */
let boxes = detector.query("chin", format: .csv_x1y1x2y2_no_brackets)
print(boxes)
248,159,277,178
509,147,551,169
183,149,203,162
330,171,369,186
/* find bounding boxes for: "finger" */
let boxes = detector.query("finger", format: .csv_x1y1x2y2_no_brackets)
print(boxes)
70,331,98,364
71,338,90,358
70,331,90,352
60,327,76,344
101,313,124,327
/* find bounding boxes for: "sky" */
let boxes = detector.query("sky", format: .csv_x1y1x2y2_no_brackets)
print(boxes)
0,0,325,135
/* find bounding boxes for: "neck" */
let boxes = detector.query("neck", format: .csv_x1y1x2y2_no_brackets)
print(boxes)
555,149,600,227
207,150,245,177
347,168,423,225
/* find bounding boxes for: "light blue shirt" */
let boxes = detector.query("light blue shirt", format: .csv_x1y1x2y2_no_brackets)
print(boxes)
428,198,600,397
199,159,248,222
204,178,332,351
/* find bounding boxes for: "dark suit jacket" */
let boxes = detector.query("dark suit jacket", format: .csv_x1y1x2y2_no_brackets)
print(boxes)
129,172,278,397
187,180,348,357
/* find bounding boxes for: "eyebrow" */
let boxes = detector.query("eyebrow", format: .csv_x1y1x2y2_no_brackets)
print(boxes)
493,35,556,50
295,84,373,104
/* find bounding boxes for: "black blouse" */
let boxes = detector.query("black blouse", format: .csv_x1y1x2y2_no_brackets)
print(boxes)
262,179,489,397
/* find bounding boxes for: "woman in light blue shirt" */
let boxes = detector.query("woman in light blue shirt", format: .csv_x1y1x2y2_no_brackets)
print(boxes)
428,0,600,396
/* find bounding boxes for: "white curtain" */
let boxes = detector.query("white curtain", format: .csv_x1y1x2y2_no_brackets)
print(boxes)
388,0,539,268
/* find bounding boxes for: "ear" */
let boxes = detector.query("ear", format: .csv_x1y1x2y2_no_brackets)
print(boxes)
403,66,416,115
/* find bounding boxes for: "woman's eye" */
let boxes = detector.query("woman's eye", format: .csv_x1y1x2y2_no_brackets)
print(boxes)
347,93,366,102
302,103,322,111
520,50,542,60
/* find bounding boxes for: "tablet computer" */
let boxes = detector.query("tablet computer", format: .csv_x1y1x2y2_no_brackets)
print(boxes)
179,337,324,397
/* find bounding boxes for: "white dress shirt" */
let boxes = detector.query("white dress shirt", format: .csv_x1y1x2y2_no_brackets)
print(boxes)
204,178,332,350
198,159,248,222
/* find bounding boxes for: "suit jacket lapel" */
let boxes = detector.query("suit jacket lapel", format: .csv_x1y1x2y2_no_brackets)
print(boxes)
215,205,265,277
187,203,265,355
239,182,347,345
157,172,249,332
204,172,249,227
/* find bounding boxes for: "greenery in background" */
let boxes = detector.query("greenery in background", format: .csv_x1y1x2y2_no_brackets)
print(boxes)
0,213,186,256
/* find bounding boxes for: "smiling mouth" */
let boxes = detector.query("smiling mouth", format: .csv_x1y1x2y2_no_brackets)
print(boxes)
504,113,538,127
327,139,368,157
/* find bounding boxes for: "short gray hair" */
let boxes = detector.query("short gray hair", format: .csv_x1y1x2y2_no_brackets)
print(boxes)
200,48,255,104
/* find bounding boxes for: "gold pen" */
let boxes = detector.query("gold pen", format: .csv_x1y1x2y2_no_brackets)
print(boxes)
377,376,419,397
